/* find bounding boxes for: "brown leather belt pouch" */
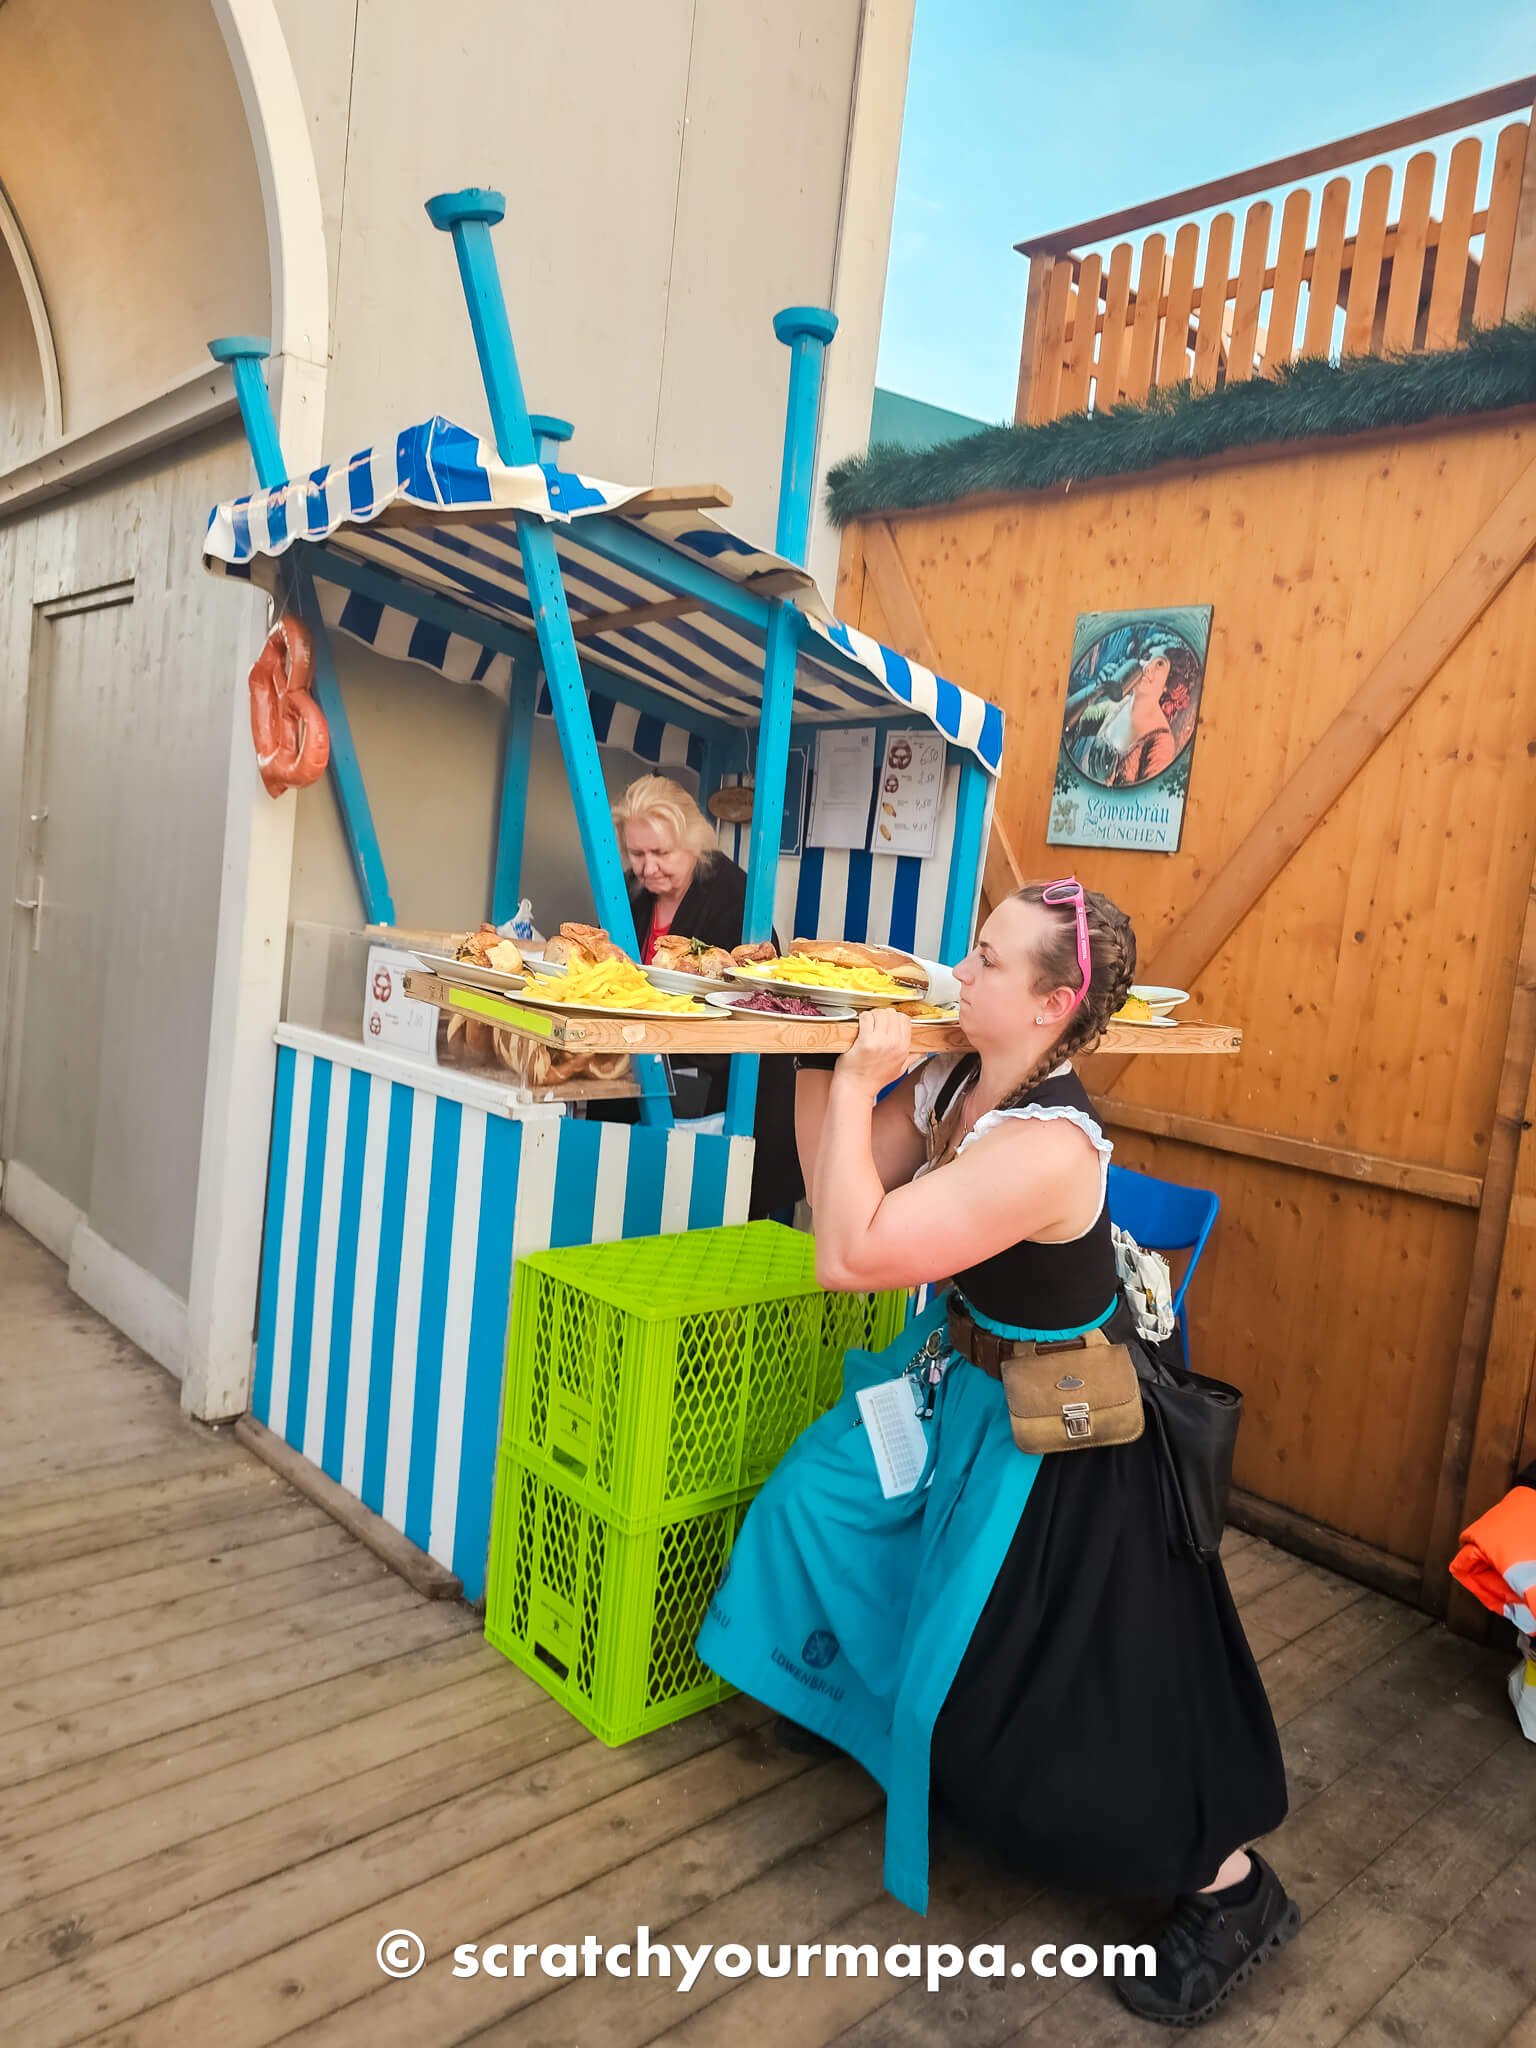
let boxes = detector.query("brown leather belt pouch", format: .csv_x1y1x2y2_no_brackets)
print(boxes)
947,1301,1145,1453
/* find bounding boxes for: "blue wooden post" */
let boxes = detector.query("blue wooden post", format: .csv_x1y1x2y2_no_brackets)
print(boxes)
491,652,539,924
530,414,574,463
740,603,800,945
725,602,801,1141
208,336,287,487
940,752,991,965
208,336,395,926
425,190,671,1123
771,307,838,566
697,743,722,819
725,307,838,1141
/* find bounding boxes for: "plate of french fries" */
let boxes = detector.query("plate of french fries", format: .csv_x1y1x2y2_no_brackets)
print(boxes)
513,955,731,1019
727,949,924,1011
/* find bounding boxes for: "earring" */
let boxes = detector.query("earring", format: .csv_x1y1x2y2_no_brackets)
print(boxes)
1034,1014,1045,1026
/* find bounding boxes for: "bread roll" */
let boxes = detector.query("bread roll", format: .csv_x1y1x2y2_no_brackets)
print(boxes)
541,922,612,968
453,924,504,968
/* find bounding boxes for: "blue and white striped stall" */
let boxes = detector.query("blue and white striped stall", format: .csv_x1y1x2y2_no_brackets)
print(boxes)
255,1036,748,1598
203,417,1002,780
205,187,1006,1602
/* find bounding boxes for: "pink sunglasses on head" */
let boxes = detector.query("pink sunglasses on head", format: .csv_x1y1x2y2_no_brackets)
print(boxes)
1041,877,1091,1013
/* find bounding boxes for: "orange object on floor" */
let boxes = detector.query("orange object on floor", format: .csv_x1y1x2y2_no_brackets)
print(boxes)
1449,1483,1536,1631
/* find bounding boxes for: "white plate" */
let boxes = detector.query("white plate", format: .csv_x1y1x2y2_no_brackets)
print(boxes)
416,951,527,993
1129,984,1189,1013
1115,1011,1179,1028
508,981,730,1023
704,990,858,1022
726,965,918,1011
641,962,737,996
517,951,568,977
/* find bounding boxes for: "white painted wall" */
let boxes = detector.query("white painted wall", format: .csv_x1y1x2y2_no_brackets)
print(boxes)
314,0,904,568
0,0,280,1385
0,0,913,1409
289,635,681,936
286,0,913,933
0,427,265,1308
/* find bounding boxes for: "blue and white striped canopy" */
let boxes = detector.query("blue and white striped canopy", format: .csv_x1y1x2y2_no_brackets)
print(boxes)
204,418,1003,774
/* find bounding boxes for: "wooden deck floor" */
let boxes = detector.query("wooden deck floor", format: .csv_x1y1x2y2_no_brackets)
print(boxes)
2,1214,1534,2046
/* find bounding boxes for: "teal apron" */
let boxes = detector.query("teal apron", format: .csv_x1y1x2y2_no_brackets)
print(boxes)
696,1291,1044,1915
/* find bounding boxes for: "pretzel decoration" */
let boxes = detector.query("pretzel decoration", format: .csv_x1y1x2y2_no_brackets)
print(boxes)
248,614,330,798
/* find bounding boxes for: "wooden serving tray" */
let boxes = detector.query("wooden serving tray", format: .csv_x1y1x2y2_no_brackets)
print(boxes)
403,973,1242,1057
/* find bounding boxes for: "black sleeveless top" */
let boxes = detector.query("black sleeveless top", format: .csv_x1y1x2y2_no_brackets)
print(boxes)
928,1057,1120,1336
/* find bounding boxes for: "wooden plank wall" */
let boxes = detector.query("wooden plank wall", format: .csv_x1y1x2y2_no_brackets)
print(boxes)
837,414,1536,1587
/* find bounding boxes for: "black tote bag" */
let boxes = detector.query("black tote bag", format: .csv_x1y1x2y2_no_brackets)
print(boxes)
1131,1331,1244,1563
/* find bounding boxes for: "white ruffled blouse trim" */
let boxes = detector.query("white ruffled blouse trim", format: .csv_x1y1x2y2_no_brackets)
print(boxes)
910,1055,1072,1131
911,1057,1112,1239
961,1102,1113,1175
962,1103,1113,1241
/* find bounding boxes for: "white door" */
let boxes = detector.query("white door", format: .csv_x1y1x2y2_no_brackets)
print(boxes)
3,580,135,1221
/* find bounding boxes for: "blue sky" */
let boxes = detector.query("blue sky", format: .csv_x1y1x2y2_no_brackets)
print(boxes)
877,0,1536,420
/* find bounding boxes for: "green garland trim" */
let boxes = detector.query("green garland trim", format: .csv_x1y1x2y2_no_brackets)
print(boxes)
826,320,1536,527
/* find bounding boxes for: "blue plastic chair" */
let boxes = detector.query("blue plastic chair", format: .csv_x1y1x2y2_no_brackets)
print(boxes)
1106,1163,1219,1363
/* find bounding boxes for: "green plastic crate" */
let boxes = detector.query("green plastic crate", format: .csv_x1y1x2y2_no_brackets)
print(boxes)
484,1450,748,1745
502,1221,906,1532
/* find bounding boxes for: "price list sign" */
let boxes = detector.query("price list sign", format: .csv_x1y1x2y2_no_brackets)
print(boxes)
873,730,945,857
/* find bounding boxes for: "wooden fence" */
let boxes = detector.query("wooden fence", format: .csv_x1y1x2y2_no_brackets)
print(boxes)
835,409,1536,1626
1015,75,1536,424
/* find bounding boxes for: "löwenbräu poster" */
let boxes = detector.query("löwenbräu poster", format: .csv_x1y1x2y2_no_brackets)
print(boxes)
1046,606,1213,855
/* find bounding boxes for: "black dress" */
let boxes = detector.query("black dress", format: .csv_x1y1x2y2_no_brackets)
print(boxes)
587,855,803,1218
927,1062,1289,1897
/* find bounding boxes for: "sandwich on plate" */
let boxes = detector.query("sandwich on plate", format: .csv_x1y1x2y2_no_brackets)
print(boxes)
650,934,735,979
787,938,928,991
454,925,524,975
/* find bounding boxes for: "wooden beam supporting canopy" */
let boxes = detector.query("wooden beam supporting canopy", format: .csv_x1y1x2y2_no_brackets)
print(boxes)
570,568,807,643
376,482,735,531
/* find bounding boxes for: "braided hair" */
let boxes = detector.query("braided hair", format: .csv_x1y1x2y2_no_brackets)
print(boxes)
993,884,1138,1111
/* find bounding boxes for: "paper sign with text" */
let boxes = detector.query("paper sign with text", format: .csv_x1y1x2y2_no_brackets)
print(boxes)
874,729,945,857
363,946,438,1065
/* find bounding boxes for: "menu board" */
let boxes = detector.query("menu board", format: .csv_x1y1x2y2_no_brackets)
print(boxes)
873,730,945,857
807,728,876,850
363,945,438,1065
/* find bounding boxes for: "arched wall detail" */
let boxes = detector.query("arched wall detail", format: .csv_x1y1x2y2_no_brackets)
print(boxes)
0,177,61,440
212,0,330,449
185,0,332,1421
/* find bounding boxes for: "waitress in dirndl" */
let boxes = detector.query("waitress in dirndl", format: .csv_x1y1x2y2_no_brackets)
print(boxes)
696,879,1299,2029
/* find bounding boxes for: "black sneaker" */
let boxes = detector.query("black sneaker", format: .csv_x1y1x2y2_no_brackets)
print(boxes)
1114,1849,1300,2027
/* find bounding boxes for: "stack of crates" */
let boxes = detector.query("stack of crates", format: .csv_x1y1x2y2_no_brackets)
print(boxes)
484,1221,907,1745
